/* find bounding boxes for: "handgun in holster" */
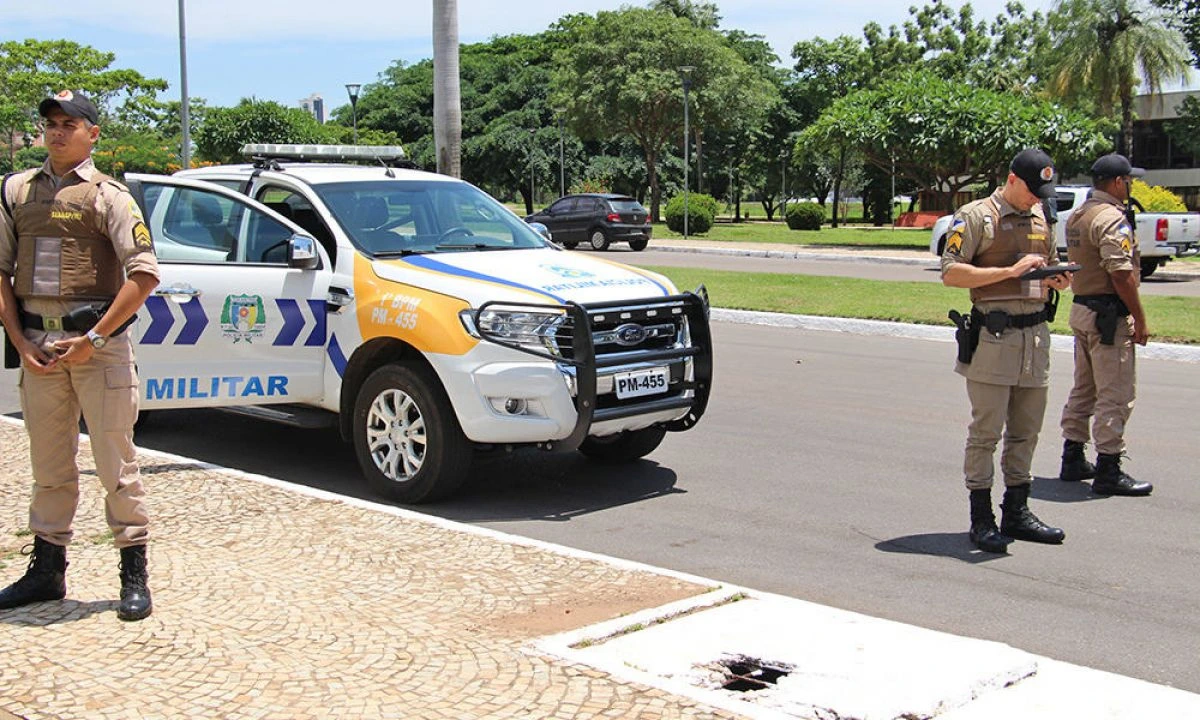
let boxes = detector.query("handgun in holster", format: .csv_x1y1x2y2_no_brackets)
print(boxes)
1080,296,1128,346
948,309,981,364
1044,288,1059,323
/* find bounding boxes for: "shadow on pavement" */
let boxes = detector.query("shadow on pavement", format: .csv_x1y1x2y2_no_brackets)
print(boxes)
1029,475,1099,504
0,599,114,626
873,531,1012,564
110,409,683,524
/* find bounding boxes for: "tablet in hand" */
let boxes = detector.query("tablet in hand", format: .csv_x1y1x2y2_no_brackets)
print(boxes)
1020,263,1082,280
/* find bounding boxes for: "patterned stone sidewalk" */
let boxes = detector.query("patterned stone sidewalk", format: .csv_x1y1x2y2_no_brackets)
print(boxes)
0,421,738,720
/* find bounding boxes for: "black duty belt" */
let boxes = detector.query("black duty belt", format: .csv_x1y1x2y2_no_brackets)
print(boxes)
970,306,1050,336
21,304,135,336
1073,294,1130,316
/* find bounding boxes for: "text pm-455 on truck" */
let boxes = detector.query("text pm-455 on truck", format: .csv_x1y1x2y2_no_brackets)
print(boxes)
124,145,712,503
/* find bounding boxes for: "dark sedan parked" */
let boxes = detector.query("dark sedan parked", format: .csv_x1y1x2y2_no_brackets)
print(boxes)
526,193,652,251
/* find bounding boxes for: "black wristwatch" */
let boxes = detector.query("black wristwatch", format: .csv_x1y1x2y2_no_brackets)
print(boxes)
86,329,108,349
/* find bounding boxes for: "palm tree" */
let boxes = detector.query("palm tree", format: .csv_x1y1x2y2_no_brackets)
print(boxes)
432,0,461,178
1046,0,1190,156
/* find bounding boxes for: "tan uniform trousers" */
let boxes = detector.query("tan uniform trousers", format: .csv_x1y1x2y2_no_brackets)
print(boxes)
17,329,146,548
964,381,1048,490
1060,302,1136,455
959,321,1051,491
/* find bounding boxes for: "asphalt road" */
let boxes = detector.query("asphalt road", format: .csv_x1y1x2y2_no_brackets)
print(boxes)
609,247,1200,297
2,321,1197,692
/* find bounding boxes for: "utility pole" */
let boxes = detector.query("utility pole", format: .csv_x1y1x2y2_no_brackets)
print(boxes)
678,66,695,240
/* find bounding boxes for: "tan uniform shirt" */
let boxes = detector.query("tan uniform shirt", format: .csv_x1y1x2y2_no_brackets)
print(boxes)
1066,189,1137,296
0,157,159,319
941,189,1054,388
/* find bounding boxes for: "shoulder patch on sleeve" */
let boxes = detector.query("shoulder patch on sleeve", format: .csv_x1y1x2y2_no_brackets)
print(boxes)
133,221,154,250
945,218,966,254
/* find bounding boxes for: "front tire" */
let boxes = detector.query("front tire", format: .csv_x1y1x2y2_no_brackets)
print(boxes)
628,237,649,251
353,363,472,504
589,228,610,251
578,426,666,463
562,240,579,249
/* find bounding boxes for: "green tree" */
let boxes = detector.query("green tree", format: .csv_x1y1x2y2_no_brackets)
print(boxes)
802,71,1109,212
1166,95,1200,156
1045,0,1190,156
648,0,722,30
1153,0,1200,66
0,39,166,169
857,1,1052,90
346,32,577,210
194,99,330,164
551,7,776,221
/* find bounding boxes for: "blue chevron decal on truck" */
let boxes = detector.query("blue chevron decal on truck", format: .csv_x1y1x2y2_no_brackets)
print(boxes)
138,296,207,345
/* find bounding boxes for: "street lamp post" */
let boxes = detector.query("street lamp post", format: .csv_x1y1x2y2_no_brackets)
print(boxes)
678,66,695,240
529,128,536,210
178,0,191,169
556,109,566,198
345,83,361,145
780,150,788,220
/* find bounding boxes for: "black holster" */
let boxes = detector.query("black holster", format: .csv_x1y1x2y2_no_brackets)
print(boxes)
1075,295,1129,346
949,309,981,364
3,331,17,369
1044,288,1059,324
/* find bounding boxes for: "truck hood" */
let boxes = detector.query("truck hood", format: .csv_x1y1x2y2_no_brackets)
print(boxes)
371,248,677,306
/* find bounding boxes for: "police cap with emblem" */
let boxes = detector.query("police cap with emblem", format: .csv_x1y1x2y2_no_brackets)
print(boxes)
1090,153,1145,180
38,90,100,125
1010,148,1058,199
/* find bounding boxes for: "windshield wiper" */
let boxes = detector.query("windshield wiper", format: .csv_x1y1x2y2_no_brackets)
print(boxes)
433,242,516,252
371,248,429,258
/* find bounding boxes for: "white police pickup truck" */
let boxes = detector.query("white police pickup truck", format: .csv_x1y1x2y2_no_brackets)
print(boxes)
124,145,712,503
929,185,1199,278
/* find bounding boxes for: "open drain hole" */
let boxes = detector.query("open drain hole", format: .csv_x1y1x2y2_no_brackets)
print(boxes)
718,656,792,692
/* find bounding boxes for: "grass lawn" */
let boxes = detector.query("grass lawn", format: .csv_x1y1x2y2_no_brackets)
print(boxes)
653,222,929,249
644,265,1200,345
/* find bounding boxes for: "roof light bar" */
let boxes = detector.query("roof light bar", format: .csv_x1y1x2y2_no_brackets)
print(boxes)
240,143,407,163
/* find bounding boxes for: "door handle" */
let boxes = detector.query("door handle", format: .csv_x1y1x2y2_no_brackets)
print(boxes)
156,286,201,297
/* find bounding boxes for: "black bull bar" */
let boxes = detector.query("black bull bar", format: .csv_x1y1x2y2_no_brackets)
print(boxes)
470,289,713,451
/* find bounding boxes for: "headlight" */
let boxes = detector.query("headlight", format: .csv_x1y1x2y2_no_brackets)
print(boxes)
459,308,568,355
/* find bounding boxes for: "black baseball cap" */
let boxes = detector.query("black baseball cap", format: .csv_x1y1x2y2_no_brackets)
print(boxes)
1010,148,1057,199
38,90,99,125
1091,153,1145,179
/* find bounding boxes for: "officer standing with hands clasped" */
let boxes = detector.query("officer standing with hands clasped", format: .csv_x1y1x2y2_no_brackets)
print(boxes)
942,149,1072,554
0,91,160,620
1057,153,1153,497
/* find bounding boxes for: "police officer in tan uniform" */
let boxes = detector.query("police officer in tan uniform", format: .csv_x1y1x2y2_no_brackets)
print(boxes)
0,91,160,620
942,149,1071,553
1058,153,1153,497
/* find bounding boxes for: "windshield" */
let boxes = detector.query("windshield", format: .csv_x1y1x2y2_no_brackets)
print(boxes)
315,180,549,256
609,199,644,213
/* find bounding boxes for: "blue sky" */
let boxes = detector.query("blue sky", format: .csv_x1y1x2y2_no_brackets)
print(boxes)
2,0,1191,119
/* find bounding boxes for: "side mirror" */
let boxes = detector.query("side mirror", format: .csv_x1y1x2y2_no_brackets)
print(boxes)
288,234,320,269
526,221,554,243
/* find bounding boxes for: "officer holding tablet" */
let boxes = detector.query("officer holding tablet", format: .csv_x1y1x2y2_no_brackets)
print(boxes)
942,149,1073,553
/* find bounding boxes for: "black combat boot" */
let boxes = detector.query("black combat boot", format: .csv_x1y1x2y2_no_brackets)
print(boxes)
1059,439,1096,482
1093,454,1153,497
117,545,152,621
1000,484,1065,544
0,536,67,610
969,489,1013,553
